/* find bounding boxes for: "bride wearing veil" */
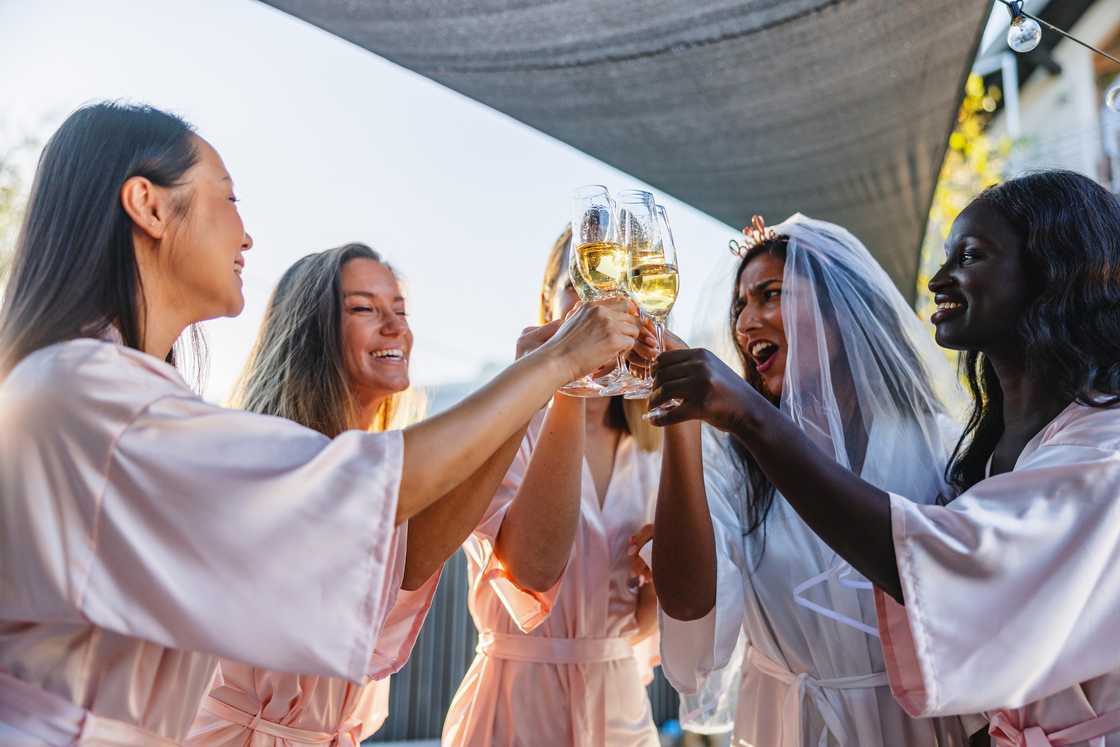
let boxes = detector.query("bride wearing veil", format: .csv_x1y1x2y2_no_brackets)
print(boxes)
649,215,977,746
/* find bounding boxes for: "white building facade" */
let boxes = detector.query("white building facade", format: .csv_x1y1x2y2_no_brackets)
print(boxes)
980,0,1120,190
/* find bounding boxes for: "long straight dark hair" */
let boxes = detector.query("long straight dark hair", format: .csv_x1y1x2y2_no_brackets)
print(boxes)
944,171,1120,496
0,101,203,380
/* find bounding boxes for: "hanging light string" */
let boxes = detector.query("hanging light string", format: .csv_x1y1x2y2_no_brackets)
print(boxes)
996,0,1120,66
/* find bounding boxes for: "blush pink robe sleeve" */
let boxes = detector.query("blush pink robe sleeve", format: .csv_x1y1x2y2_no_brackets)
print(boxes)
0,340,408,745
875,403,1120,745
186,524,442,746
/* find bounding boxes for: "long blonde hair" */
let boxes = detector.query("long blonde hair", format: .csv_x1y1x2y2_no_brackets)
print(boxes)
541,227,661,452
233,243,424,436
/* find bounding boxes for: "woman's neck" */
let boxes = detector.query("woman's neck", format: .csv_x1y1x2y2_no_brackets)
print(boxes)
356,394,388,432
132,239,190,361
987,346,1070,440
584,397,614,435
136,301,188,362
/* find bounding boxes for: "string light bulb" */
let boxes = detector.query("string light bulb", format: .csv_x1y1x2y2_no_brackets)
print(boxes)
996,0,1120,68
1107,84,1120,113
1007,6,1042,53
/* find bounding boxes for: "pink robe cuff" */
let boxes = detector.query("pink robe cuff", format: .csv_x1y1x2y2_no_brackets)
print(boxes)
369,566,442,679
478,543,563,633
875,492,937,718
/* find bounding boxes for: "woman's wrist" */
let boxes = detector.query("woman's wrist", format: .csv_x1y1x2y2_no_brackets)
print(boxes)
723,384,768,441
524,341,575,390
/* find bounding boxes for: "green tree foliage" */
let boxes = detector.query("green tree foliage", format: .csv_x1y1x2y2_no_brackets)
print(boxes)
0,134,35,284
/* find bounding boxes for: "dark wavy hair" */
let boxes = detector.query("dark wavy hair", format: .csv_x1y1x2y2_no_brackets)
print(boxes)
728,236,941,550
0,101,203,381
944,170,1120,496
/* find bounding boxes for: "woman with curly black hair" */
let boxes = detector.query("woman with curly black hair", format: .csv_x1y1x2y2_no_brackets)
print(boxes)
649,170,1120,746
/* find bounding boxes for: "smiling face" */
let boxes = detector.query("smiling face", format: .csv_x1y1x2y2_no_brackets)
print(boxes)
929,199,1031,353
166,136,253,320
339,258,413,406
734,250,787,398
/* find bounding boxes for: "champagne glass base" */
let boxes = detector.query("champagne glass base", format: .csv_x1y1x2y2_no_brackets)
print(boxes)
559,377,606,398
599,376,646,397
642,398,684,421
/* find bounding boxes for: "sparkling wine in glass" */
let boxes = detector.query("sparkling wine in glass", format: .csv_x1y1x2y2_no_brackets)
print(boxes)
557,186,622,397
640,204,684,419
616,189,665,399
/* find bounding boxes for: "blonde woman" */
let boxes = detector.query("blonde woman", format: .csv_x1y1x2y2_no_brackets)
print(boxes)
442,228,665,746
188,242,547,745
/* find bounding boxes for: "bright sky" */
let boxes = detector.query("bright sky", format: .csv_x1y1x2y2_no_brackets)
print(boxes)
0,0,737,402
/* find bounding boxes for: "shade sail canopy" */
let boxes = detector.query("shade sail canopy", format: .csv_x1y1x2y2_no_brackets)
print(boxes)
263,0,990,297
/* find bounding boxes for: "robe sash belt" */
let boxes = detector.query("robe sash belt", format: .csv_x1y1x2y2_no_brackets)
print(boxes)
0,670,178,746
747,646,888,747
201,695,364,747
989,708,1120,747
476,631,633,664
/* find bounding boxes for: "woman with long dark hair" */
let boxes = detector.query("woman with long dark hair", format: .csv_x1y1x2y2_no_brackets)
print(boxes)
649,214,973,746
650,172,1120,745
0,102,638,745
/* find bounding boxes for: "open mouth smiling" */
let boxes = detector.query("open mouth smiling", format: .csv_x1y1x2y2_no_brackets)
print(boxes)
370,348,406,363
931,294,966,324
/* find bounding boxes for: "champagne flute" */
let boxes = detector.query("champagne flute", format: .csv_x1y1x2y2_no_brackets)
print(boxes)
606,189,662,396
570,185,642,395
559,185,626,396
617,189,666,399
641,204,683,419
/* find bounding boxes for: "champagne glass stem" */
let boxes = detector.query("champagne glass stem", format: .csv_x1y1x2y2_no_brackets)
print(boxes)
643,320,682,420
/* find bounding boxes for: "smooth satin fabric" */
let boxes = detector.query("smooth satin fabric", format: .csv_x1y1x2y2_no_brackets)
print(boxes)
877,402,1120,746
442,411,662,746
659,426,973,747
0,339,404,745
186,526,442,746
0,670,179,747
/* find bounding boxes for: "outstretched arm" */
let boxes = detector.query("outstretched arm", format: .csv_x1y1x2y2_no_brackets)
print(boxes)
401,430,524,590
400,322,565,590
396,299,638,526
649,348,900,602
493,394,586,592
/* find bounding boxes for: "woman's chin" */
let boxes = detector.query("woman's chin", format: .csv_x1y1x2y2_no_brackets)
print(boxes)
761,374,783,400
932,326,969,351
215,288,246,318
362,375,410,397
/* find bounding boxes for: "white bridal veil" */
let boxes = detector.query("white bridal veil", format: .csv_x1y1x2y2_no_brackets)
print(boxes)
678,213,964,733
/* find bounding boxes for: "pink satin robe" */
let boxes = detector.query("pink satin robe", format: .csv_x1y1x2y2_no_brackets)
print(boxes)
185,528,441,747
876,403,1120,746
0,339,406,746
442,412,662,746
